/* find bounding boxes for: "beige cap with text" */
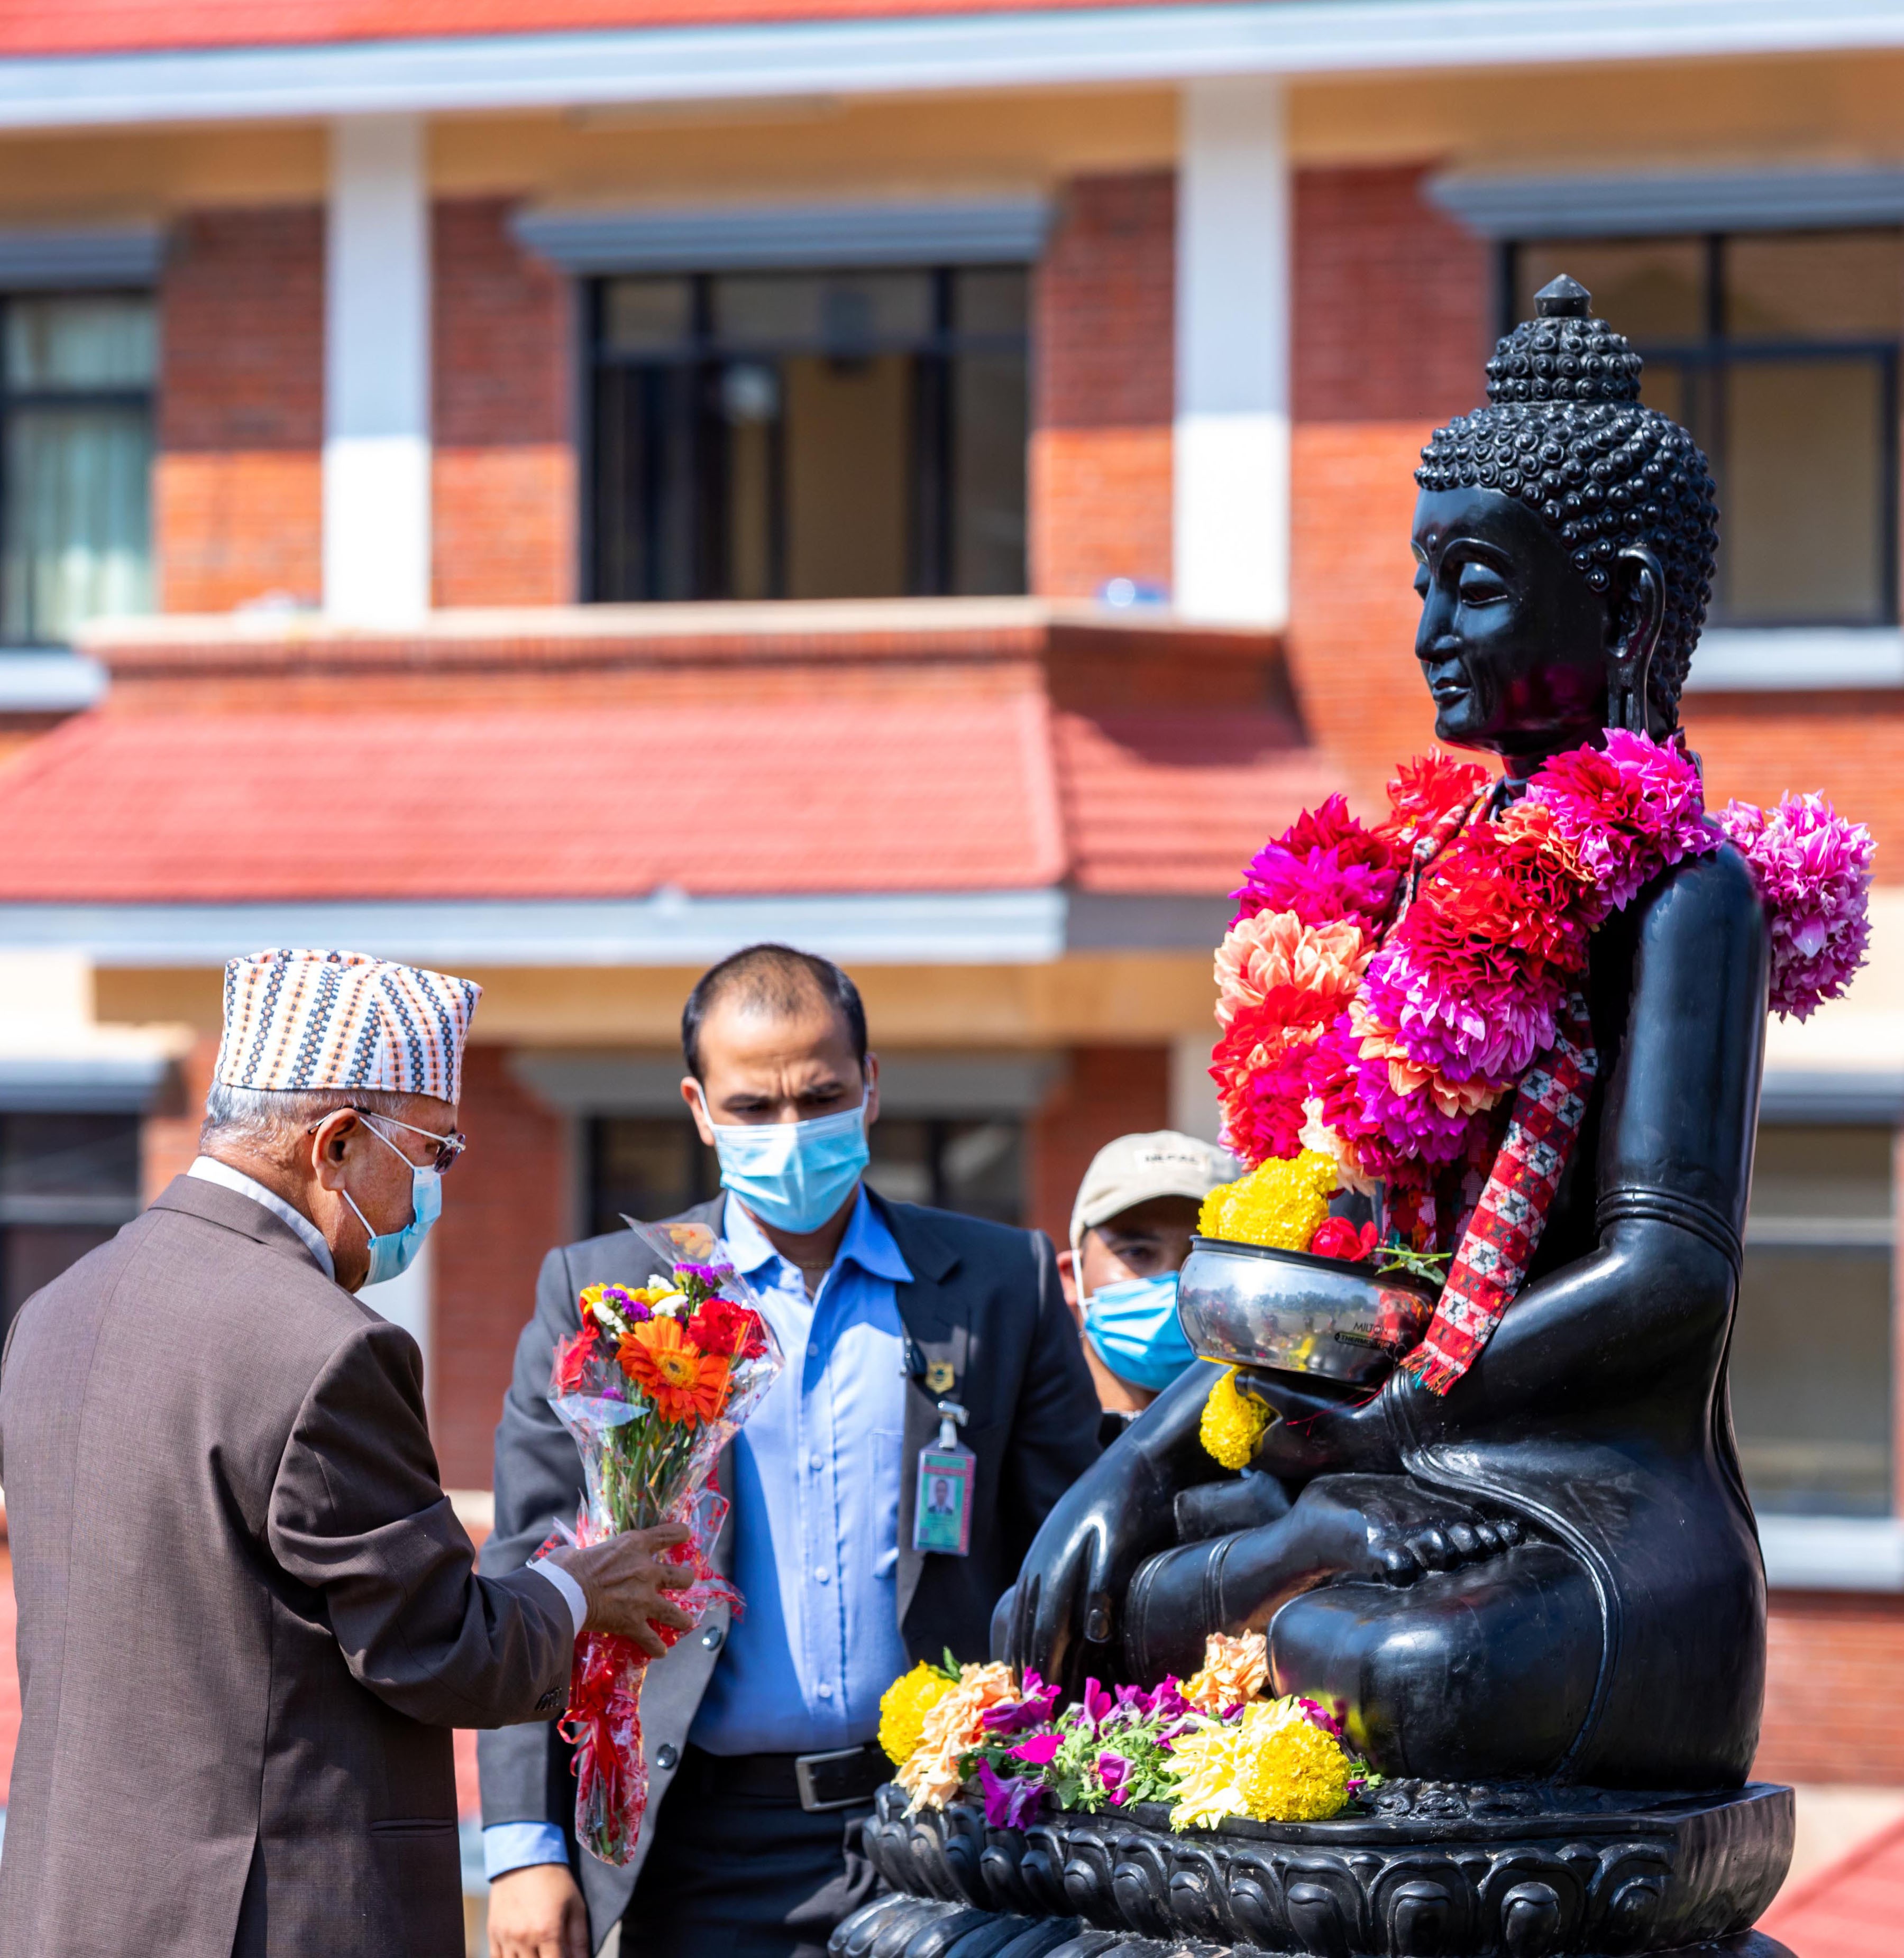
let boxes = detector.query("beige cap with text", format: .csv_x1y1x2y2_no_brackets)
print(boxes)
1069,1130,1240,1251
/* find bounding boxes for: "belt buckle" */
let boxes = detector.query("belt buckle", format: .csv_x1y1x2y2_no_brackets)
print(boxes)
794,1743,881,1813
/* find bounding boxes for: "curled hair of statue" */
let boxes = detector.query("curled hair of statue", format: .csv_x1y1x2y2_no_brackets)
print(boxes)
1416,272,1719,729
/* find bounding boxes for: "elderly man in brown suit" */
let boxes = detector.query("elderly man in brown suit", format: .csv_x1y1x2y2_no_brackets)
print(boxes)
0,949,691,1958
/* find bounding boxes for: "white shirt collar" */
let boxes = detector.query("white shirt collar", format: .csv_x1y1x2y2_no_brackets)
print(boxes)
188,1155,336,1281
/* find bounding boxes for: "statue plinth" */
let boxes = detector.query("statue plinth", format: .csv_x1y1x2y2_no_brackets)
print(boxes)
831,1780,1795,1958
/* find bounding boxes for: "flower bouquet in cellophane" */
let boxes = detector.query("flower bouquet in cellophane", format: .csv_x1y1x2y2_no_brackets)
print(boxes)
548,1219,782,1864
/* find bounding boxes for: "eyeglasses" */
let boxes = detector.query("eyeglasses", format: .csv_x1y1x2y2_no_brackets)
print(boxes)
306,1107,468,1173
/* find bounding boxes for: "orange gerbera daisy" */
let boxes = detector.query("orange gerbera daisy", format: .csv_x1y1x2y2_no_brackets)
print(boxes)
618,1316,731,1424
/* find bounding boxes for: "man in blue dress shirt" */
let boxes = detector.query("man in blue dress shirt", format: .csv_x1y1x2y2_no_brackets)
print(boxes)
478,943,1103,1957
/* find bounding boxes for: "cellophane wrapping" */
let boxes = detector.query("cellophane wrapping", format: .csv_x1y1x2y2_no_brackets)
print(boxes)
546,1219,783,1864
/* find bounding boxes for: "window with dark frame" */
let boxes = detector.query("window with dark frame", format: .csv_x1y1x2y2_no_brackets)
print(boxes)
0,291,156,646
0,1110,143,1337
1506,232,1901,630
585,1111,1025,1239
585,266,1029,604
1728,1123,1895,1517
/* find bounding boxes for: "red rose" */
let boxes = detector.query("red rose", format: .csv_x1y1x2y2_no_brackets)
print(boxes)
1309,1216,1378,1263
687,1296,767,1360
552,1328,597,1395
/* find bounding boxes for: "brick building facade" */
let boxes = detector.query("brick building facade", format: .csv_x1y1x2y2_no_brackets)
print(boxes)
0,1,1900,1823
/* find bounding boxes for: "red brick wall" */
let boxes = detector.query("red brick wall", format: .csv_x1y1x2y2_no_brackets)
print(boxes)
1026,1044,1172,1251
156,207,324,614
1756,1591,1904,1783
432,1045,572,1487
432,198,578,608
1031,172,1175,601
1287,164,1491,804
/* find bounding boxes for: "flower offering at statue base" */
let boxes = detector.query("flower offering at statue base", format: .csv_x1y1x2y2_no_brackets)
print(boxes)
548,1220,782,1864
880,1634,1375,1833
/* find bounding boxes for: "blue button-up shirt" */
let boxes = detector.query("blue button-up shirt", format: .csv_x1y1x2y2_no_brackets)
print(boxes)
690,1188,913,1755
484,1185,916,1878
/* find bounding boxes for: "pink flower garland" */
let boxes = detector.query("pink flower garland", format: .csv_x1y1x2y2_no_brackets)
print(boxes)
1212,733,1874,1198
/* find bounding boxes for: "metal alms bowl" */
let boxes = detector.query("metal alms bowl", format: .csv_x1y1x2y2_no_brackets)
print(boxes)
1176,1235,1438,1386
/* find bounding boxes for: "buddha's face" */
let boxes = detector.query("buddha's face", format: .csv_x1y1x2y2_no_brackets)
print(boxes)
1411,486,1613,770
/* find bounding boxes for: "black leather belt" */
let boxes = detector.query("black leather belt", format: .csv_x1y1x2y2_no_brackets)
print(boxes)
680,1739,889,1814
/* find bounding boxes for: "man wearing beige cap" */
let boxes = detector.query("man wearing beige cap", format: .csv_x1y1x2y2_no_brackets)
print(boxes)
1059,1130,1237,1423
0,949,690,1958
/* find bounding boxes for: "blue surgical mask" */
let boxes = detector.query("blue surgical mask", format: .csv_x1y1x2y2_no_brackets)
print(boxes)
704,1095,871,1235
1083,1272,1196,1391
342,1120,443,1286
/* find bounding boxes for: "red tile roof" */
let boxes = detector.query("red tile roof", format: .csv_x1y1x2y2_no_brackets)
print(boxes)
0,0,1152,59
0,691,1325,904
0,700,1066,901
1057,707,1340,896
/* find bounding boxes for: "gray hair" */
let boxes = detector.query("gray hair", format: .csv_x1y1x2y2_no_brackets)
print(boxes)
199,1081,418,1158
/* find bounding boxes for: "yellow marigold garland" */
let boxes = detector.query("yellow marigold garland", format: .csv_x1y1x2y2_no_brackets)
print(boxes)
1166,1698,1353,1831
1198,1148,1339,1252
1199,1363,1274,1471
878,1661,956,1768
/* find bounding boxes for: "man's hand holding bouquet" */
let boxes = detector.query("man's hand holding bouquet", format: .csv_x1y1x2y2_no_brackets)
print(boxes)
546,1220,783,1864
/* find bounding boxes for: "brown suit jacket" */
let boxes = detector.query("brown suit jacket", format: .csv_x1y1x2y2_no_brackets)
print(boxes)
0,1174,574,1958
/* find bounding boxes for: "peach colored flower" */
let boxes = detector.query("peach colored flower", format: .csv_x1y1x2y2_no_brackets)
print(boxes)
1214,911,1368,1032
1183,1630,1270,1714
896,1661,1017,1809
1350,999,1506,1120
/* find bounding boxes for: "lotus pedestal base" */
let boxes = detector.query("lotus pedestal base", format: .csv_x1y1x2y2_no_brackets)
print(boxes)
829,1781,1796,1958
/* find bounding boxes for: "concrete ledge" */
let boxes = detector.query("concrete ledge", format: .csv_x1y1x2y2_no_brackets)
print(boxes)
1685,628,1904,693
1761,1516,1904,1592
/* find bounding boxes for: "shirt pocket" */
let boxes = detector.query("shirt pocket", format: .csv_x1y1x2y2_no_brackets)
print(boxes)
871,1426,905,1580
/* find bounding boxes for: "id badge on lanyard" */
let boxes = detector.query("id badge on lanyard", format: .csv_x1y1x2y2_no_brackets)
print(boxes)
913,1399,974,1557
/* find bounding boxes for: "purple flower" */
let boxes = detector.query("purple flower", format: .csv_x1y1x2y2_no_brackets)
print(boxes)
1097,1750,1131,1806
1717,793,1874,1020
1294,1696,1346,1741
1081,1678,1114,1729
1009,1732,1062,1766
673,1261,735,1286
983,1670,1061,1735
1524,729,1716,913
977,1758,1046,1830
599,1284,652,1322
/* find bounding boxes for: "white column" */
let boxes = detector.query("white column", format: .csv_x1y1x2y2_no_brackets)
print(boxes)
1173,78,1290,627
324,114,431,626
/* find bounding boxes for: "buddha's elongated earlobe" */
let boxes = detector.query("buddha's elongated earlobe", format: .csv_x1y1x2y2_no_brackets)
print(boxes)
1607,545,1665,733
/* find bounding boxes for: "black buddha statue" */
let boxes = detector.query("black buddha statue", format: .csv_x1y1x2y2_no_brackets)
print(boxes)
1005,275,1770,1796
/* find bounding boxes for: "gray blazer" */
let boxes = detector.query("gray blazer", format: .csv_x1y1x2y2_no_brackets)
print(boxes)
0,1175,574,1958
477,1191,1102,1945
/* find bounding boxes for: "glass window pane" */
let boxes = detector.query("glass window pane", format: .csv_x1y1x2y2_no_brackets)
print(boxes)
602,278,693,355
1750,1124,1893,1224
781,351,910,598
0,1113,141,1205
587,1116,715,1237
1732,1246,1893,1515
868,1119,934,1206
1726,230,1902,342
5,295,155,389
1716,357,1888,625
951,348,1027,595
714,272,932,351
938,1119,1022,1225
954,268,1028,336
1514,239,1706,342
3,405,153,642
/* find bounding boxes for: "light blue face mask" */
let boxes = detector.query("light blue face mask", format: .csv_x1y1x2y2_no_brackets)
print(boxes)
706,1095,871,1235
1083,1272,1196,1392
342,1119,444,1286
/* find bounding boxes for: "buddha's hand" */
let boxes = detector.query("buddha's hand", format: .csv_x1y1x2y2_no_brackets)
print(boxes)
1240,1368,1407,1482
1294,1475,1527,1587
1006,1364,1214,1699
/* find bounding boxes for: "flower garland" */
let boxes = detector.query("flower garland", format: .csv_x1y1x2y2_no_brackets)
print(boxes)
877,1634,1379,1833
1209,730,1873,1392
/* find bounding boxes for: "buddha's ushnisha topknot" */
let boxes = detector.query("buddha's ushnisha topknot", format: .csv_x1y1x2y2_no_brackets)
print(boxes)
1416,274,1718,725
